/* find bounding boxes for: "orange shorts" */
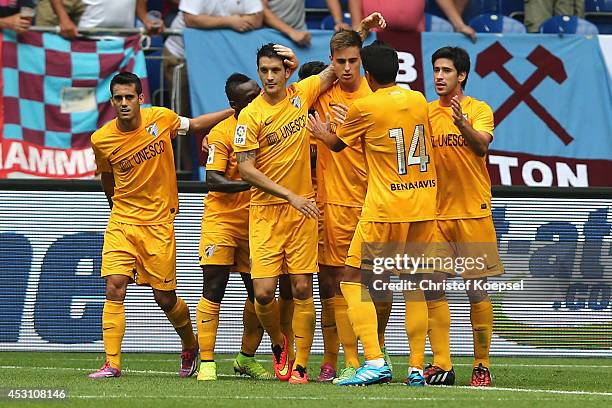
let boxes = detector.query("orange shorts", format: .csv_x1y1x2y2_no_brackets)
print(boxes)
199,231,250,273
249,203,318,279
346,220,437,274
101,220,176,290
318,203,361,267
435,216,504,278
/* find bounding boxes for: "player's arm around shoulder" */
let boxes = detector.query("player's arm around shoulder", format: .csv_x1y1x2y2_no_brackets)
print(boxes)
177,108,234,136
452,96,492,157
205,125,250,193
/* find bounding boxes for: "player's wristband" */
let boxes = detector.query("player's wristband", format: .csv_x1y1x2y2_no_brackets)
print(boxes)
178,116,190,135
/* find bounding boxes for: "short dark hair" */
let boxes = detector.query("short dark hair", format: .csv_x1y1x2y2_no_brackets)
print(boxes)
110,72,142,95
225,72,251,100
298,61,327,80
329,29,362,55
360,41,398,85
256,43,284,67
431,46,470,89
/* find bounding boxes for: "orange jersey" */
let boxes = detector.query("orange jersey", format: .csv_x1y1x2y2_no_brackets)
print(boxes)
91,106,180,225
203,115,250,241
314,79,370,207
337,85,437,222
234,75,321,205
429,96,494,220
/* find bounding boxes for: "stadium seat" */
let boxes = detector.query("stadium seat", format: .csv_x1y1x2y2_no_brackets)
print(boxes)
306,0,346,10
425,13,454,32
586,0,612,13
469,14,526,33
539,15,599,35
500,0,525,19
585,0,612,34
321,13,352,30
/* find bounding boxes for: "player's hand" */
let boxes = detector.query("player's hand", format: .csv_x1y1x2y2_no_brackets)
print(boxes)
6,13,30,34
201,135,210,154
451,96,467,129
330,103,349,125
288,29,311,47
287,193,320,218
360,12,386,32
307,111,332,141
456,24,476,43
273,44,299,74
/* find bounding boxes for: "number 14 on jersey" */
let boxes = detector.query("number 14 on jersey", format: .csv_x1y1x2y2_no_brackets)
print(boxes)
389,125,429,174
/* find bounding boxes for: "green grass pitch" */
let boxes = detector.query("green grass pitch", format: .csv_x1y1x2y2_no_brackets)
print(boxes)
1,352,611,407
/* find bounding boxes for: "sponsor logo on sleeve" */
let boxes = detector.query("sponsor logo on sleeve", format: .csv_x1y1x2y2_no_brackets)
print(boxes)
234,125,247,146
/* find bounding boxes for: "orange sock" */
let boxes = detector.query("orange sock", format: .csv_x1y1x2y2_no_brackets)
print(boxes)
471,300,493,368
165,296,196,350
427,299,452,371
374,301,393,347
255,298,283,346
334,294,360,368
196,297,220,361
292,297,315,369
340,282,382,361
278,297,295,360
320,297,338,369
102,300,125,370
241,299,263,356
404,289,427,370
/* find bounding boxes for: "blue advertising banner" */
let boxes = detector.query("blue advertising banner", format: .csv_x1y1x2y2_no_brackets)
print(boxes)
184,29,612,186
184,28,374,116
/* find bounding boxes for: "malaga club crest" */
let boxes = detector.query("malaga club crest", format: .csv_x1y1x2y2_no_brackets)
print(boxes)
205,244,216,258
290,96,301,109
146,123,160,138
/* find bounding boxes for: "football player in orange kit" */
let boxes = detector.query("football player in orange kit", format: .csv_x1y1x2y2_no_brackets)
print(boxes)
89,72,232,379
425,46,504,387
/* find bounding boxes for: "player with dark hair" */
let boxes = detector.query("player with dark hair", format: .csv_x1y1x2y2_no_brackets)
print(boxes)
196,73,273,381
89,72,232,379
233,42,336,384
311,41,437,387
425,46,504,387
298,61,328,80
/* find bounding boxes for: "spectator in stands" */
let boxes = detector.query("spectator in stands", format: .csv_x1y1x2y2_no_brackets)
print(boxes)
36,0,161,39
162,0,180,28
435,0,476,41
262,0,311,47
326,0,427,32
524,0,585,32
163,0,263,174
326,0,475,40
0,0,34,34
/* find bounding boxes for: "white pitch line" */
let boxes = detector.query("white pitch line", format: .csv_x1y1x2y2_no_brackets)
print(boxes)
69,395,567,402
0,365,233,378
1,365,611,397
